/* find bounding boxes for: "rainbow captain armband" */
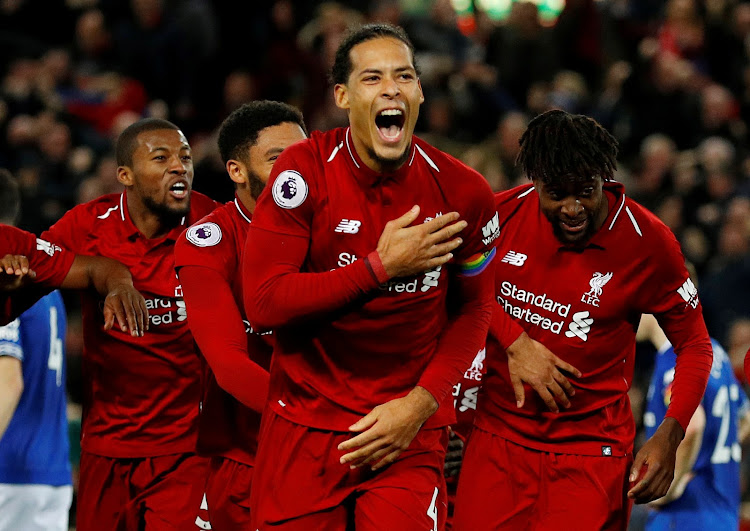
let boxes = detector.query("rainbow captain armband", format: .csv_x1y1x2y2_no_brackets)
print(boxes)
458,248,496,277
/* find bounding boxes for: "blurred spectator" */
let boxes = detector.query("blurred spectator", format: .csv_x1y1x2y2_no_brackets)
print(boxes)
485,1,559,108
462,111,528,191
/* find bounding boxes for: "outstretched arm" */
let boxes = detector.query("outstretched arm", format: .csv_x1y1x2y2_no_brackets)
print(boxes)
62,255,148,337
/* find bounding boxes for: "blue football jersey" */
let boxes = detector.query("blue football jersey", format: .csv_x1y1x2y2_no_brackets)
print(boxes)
644,339,748,531
0,290,71,486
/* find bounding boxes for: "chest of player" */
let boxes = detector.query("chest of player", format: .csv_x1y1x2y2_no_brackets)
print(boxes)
494,218,641,344
89,232,186,329
307,171,455,298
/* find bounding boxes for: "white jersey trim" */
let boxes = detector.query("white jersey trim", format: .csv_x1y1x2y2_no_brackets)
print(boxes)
517,186,534,199
327,142,344,163
608,194,626,230
345,128,360,169
119,193,126,221
415,144,439,172
624,206,642,236
234,198,251,224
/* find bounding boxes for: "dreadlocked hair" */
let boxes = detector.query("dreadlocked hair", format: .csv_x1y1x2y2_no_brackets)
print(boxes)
516,109,618,185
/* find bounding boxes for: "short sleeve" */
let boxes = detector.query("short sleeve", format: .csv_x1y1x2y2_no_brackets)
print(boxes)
249,142,317,239
0,318,23,361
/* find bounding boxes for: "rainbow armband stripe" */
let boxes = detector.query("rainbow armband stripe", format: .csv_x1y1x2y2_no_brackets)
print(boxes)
458,248,496,277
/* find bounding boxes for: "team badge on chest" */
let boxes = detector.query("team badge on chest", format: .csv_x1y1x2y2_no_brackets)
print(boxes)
581,272,613,307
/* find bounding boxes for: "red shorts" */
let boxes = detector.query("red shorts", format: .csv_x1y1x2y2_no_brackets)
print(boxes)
453,427,633,531
188,457,254,530
76,451,208,531
251,410,449,530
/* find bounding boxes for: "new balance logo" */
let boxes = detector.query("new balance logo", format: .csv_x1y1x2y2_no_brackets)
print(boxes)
677,278,699,309
501,251,527,267
335,219,361,234
565,311,594,341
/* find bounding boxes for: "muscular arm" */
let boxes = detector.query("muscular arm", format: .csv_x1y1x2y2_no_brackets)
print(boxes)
0,356,23,440
179,266,270,412
61,255,148,337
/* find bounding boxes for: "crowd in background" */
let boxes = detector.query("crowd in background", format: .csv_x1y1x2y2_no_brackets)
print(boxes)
2,0,750,527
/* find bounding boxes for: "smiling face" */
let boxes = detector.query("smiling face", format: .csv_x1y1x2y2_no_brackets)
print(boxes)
535,176,609,247
118,128,193,221
334,36,424,173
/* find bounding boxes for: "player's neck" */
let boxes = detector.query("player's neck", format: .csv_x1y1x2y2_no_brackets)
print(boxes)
236,187,256,215
127,198,179,239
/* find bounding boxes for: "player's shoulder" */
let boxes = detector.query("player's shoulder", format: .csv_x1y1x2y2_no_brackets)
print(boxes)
71,193,123,223
608,184,677,246
179,201,237,251
188,191,221,221
494,184,536,209
412,137,493,204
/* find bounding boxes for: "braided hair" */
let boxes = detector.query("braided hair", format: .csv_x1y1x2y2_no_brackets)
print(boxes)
516,110,618,185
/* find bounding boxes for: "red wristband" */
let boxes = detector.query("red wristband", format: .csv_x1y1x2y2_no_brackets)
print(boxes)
365,251,390,284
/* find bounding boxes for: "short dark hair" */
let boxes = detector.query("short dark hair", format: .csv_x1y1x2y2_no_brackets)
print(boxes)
0,168,20,225
217,101,307,164
517,109,618,185
330,23,418,85
115,118,181,167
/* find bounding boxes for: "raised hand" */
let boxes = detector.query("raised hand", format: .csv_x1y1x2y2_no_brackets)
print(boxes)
376,205,466,279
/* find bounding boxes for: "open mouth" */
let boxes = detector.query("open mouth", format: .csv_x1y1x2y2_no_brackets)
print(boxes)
375,109,405,143
560,218,587,233
169,181,189,199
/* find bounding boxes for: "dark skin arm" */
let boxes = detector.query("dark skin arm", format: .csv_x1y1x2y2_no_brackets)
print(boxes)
627,416,684,503
61,255,149,337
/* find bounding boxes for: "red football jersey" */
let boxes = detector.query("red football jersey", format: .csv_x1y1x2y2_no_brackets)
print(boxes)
0,225,75,324
452,347,486,441
476,182,712,456
42,191,218,458
246,128,498,431
174,198,272,466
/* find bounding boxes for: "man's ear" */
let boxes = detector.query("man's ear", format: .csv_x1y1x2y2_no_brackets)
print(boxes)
334,83,349,110
117,166,133,186
226,159,247,186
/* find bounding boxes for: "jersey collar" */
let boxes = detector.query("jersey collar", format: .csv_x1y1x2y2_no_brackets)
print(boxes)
233,195,252,223
343,127,417,187
120,191,188,243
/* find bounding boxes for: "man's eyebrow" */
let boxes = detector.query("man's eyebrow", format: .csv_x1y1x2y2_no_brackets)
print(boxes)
264,147,285,157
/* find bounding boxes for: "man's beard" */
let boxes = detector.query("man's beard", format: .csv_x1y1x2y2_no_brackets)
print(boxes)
367,145,411,173
248,170,265,200
143,195,190,226
550,214,596,247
